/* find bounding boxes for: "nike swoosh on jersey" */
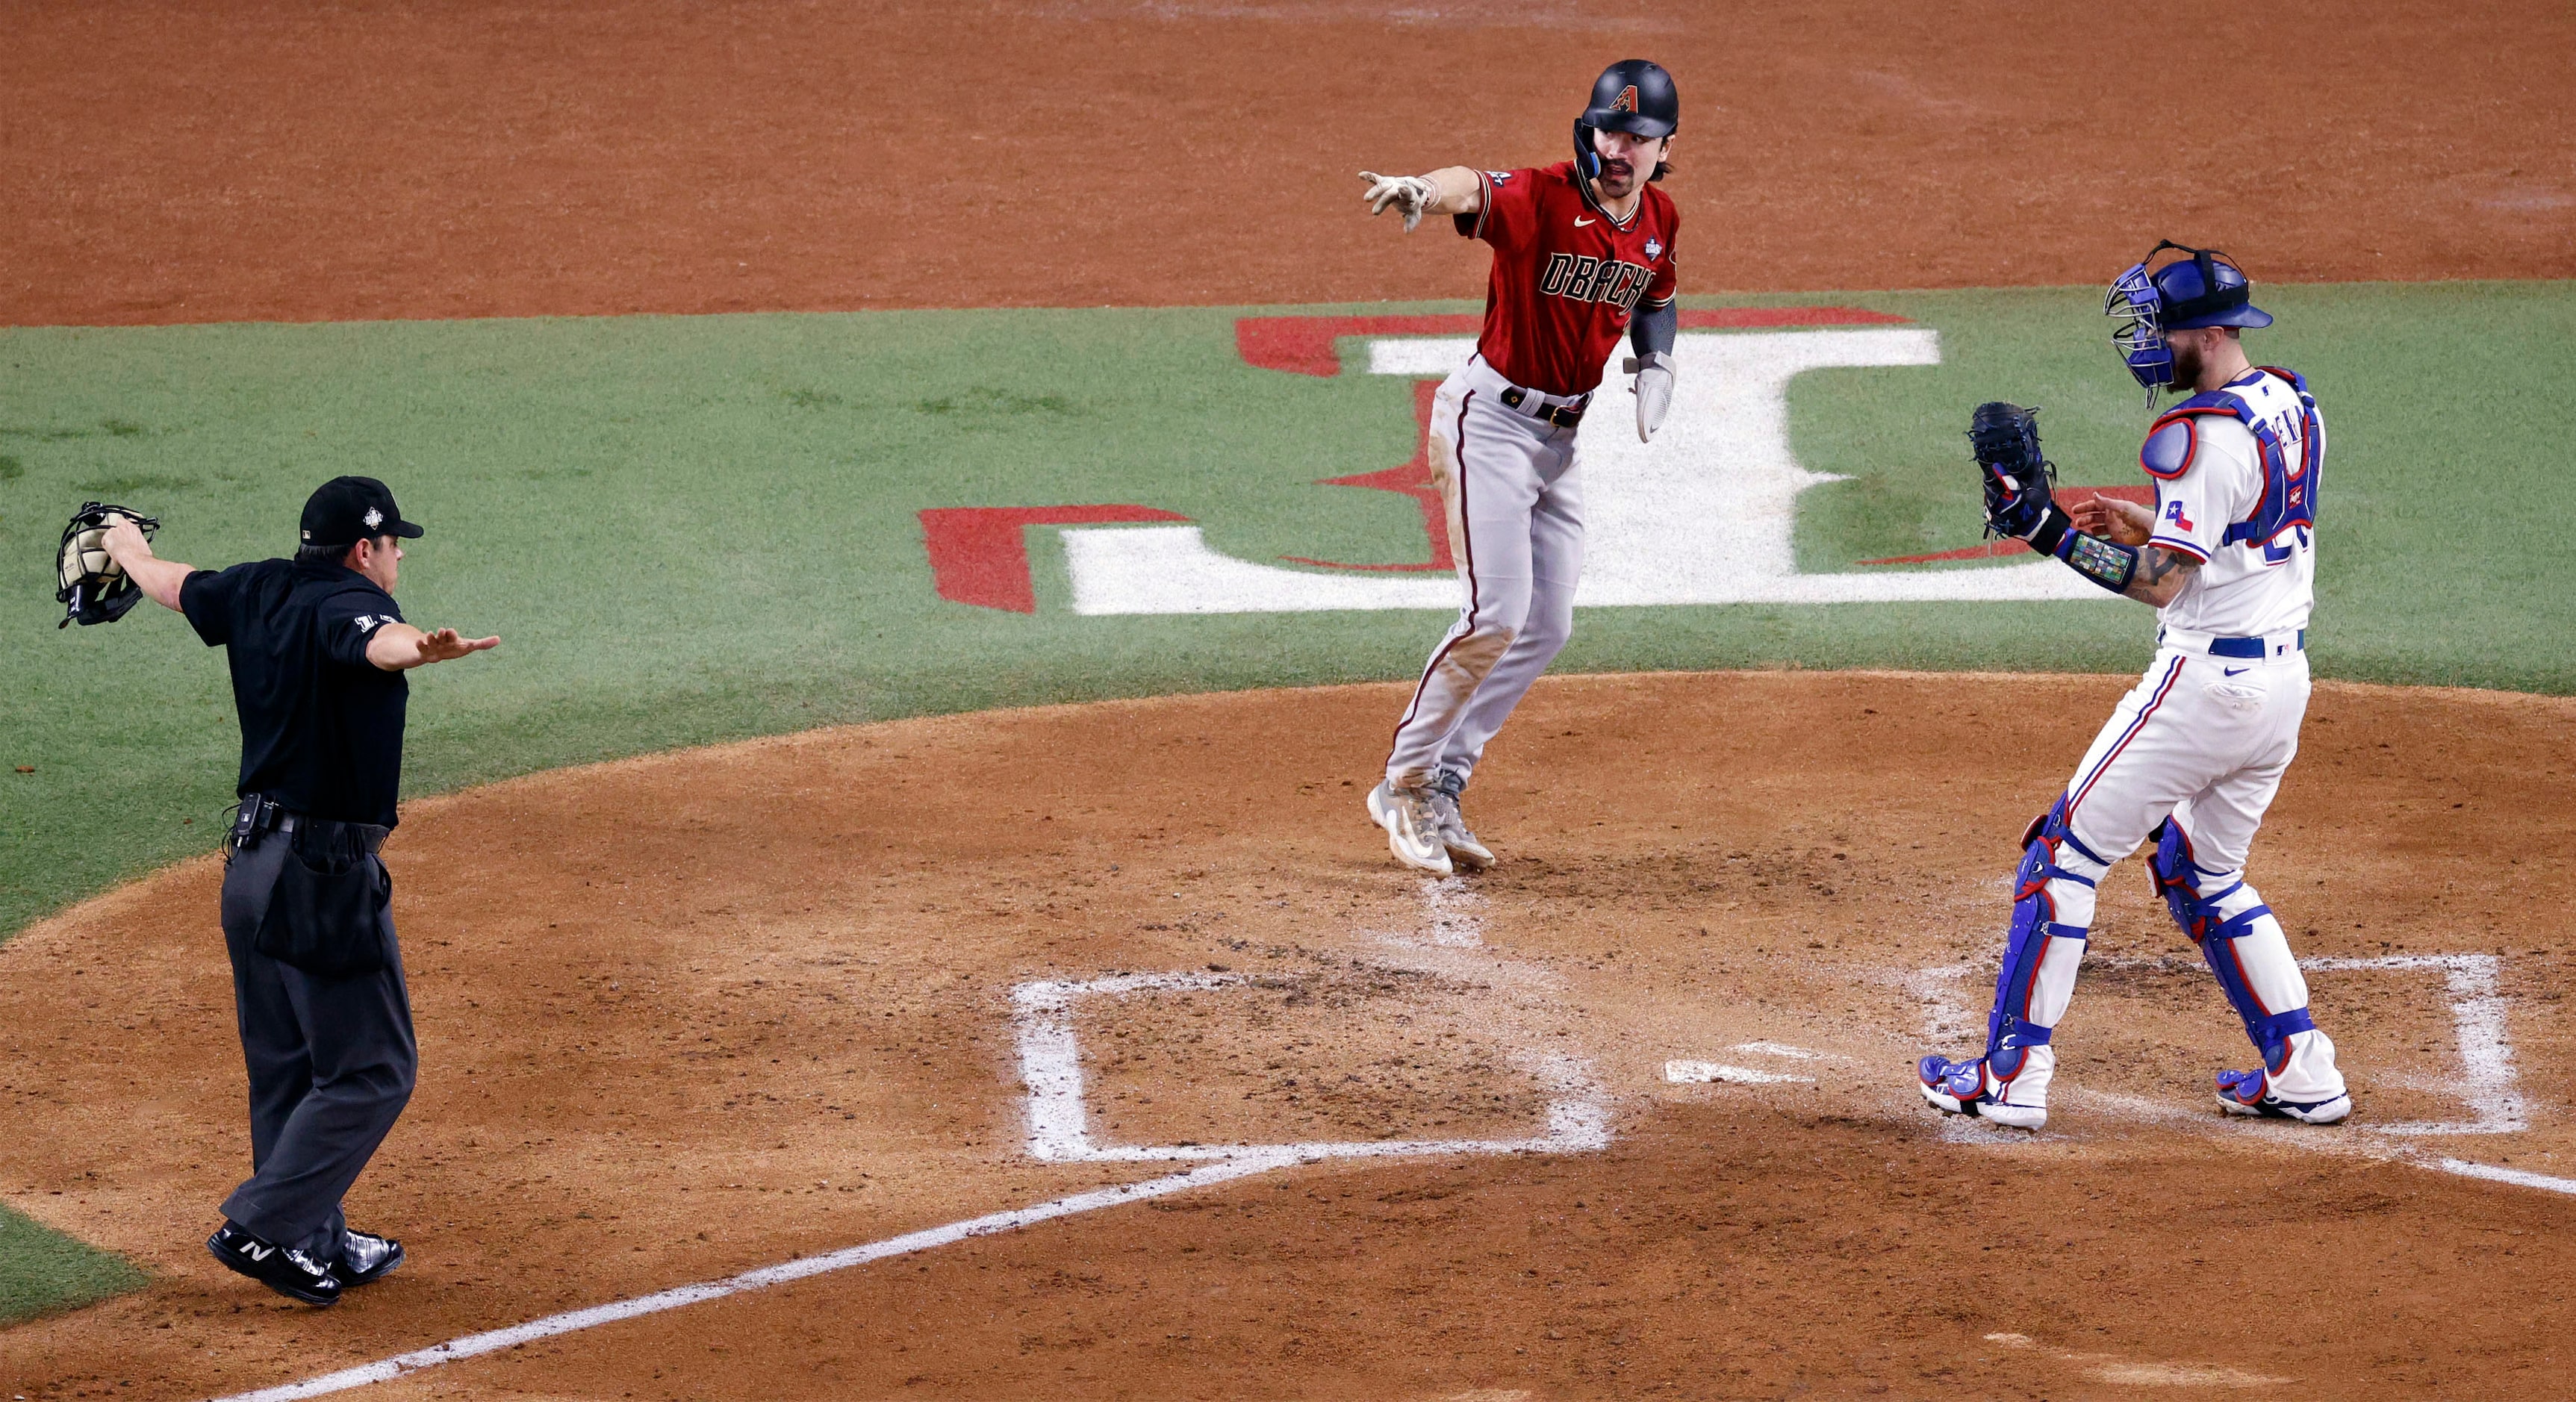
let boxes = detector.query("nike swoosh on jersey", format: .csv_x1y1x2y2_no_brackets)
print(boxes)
2224,667,2250,676
1573,216,1596,227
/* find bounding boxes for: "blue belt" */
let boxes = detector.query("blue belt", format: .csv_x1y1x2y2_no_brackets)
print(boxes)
2207,629,2305,660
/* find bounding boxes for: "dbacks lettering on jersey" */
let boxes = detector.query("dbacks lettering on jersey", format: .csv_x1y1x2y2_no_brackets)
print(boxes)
1537,252,1661,311
1458,161,1679,399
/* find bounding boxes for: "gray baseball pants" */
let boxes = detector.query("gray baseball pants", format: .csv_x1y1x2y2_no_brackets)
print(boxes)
1385,355,1586,791
216,832,417,1259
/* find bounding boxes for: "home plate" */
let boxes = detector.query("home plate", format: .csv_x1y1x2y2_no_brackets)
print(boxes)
1665,1060,1814,1085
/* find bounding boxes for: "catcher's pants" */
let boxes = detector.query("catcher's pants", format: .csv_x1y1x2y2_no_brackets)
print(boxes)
1386,355,1586,791
217,832,417,1259
1988,638,2344,1111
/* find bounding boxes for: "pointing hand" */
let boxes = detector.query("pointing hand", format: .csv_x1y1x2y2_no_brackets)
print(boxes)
1359,171,1440,233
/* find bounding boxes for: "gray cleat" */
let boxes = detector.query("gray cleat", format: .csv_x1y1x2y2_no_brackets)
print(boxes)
1366,780,1454,875
1428,770,1495,870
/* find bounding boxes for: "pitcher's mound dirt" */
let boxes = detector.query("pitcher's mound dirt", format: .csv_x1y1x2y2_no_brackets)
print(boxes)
4,671,2572,1401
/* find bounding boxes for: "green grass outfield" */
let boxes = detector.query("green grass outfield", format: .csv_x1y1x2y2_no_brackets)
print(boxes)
0,281,2570,1321
4,283,2570,949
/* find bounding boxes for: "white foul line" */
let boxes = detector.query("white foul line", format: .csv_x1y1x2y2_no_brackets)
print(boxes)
211,883,1614,1402
204,1156,1286,1402
2433,1157,2576,1197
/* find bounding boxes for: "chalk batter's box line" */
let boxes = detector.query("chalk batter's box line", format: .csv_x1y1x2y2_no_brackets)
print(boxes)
1013,971,1610,1162
205,970,1611,1402
1916,951,2570,1193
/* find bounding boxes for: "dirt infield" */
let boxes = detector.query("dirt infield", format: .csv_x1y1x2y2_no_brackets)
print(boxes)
5,673,2572,1401
6,0,2572,327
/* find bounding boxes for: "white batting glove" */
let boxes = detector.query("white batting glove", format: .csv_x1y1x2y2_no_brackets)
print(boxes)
1625,351,1676,443
1358,171,1440,233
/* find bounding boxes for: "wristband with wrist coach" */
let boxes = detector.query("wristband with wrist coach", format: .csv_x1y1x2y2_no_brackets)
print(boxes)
2024,506,2139,593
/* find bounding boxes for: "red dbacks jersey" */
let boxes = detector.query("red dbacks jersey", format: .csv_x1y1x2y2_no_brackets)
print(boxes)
1455,161,1679,398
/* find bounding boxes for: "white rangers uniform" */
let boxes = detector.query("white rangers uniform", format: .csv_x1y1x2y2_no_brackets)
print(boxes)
1961,365,2345,1117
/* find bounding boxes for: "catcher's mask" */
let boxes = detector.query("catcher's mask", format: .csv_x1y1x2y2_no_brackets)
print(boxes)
2106,240,2273,403
1574,59,1677,184
56,502,161,629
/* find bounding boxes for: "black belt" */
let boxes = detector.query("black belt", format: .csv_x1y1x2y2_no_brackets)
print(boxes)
1498,385,1588,428
229,795,388,856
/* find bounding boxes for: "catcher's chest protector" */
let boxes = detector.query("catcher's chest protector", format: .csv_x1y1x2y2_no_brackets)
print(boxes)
2144,367,2321,558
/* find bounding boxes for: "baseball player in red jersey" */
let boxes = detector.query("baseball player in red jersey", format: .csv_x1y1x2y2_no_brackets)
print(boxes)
1356,59,1681,875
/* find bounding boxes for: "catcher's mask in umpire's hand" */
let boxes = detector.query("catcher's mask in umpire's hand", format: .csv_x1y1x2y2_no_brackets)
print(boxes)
1575,59,1679,183
2106,240,2273,401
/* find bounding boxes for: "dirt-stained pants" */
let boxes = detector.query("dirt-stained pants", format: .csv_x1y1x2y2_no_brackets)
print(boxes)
1385,355,1586,791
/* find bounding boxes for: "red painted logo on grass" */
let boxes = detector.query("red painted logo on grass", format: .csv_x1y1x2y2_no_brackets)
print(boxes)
926,308,1926,611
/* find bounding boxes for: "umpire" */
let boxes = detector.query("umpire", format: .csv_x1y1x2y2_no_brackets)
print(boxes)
100,476,497,1306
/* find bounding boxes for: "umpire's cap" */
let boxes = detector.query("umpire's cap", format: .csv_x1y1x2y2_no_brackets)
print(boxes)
2145,242,2274,329
300,476,425,549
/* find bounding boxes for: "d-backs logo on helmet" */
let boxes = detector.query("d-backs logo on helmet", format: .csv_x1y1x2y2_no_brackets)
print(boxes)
1574,59,1679,182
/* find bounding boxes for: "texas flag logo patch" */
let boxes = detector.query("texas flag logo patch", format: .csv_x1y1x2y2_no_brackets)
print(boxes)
2163,500,2195,532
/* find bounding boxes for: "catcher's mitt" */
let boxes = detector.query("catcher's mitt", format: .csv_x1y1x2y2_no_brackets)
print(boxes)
56,502,160,629
1968,402,2056,540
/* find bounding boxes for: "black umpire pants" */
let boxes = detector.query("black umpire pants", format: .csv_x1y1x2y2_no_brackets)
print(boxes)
217,830,417,1260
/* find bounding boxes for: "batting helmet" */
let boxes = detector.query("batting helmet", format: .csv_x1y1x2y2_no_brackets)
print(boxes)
1574,59,1678,183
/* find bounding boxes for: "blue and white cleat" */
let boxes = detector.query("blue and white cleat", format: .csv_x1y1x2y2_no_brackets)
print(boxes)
1917,1055,2047,1130
2215,1068,2351,1124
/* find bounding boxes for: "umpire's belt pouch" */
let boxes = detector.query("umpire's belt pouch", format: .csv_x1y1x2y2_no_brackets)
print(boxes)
254,820,393,978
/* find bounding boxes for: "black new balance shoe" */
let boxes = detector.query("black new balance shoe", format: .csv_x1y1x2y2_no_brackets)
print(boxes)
207,1221,343,1306
332,1228,405,1287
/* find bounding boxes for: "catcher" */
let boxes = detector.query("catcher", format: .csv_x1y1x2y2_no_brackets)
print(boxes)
1918,242,2348,1130
70,479,497,1304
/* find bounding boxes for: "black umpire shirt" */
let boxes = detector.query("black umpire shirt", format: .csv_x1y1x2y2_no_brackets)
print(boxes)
180,558,410,829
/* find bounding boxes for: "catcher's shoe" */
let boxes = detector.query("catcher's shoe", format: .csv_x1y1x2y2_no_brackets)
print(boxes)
1366,780,1454,876
208,1221,342,1306
2215,1068,2351,1125
1428,771,1495,871
332,1228,405,1287
1917,1055,2047,1130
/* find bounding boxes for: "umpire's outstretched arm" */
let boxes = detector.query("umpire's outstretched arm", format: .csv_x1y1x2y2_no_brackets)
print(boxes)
100,514,499,670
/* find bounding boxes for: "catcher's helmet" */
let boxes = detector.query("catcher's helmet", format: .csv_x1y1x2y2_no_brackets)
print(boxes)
2106,240,2272,398
1574,59,1678,183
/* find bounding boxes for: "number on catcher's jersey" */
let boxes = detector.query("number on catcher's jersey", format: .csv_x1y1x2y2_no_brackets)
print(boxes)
2139,367,2321,639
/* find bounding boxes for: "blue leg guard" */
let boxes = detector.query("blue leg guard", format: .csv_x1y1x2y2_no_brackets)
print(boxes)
2147,817,2223,938
2150,819,2316,1074
1981,797,2103,1079
1923,797,2109,1127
